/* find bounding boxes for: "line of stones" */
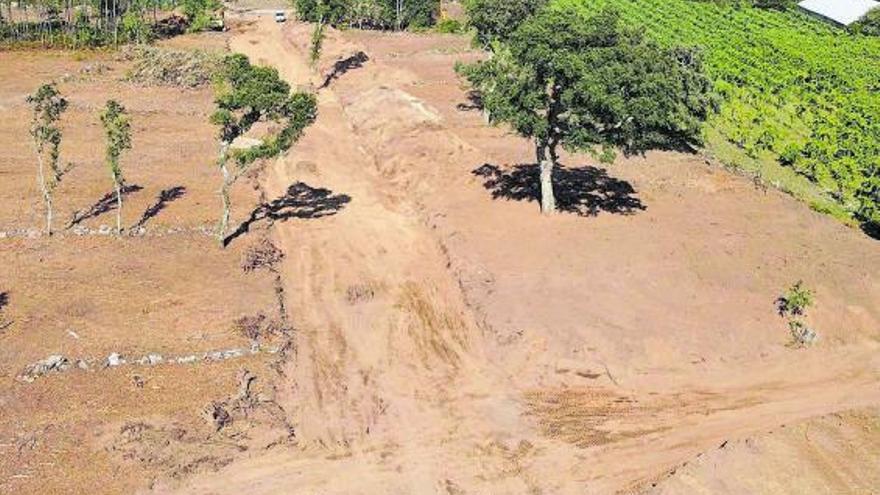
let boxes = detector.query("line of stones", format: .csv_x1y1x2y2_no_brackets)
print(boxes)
18,344,281,383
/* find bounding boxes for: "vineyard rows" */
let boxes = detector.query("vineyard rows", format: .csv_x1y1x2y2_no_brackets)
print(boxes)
556,0,880,224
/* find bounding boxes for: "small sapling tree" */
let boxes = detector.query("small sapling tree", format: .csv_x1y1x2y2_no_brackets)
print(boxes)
310,17,326,67
27,83,69,235
457,8,716,214
776,280,818,347
211,54,318,244
100,100,133,235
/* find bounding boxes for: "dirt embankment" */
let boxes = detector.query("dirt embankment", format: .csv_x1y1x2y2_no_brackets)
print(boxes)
167,17,880,495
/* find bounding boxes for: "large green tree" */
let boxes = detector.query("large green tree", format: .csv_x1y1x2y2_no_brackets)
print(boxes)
211,54,317,244
458,7,716,214
463,0,547,48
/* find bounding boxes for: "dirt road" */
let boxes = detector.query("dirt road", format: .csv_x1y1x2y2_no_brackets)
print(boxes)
165,18,880,495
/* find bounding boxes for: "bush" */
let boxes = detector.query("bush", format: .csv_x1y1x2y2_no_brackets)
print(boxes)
752,0,793,10
294,0,440,29
856,172,880,227
776,281,819,347
778,142,801,167
182,0,221,32
121,10,153,44
776,280,814,317
435,18,463,33
852,7,880,36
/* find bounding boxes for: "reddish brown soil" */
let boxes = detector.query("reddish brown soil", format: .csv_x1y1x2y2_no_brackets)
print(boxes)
169,18,879,495
0,34,290,494
2,14,879,495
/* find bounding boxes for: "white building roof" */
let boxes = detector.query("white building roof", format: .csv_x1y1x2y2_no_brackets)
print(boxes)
798,0,879,26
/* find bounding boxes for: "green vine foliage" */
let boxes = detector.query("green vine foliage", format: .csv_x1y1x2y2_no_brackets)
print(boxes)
851,7,880,36
556,0,880,229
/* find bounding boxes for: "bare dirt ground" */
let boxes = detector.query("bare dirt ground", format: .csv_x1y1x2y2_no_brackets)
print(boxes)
2,15,879,495
0,30,293,494
163,18,879,495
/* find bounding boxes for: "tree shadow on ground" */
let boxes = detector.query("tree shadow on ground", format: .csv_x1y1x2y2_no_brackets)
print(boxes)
0,292,10,331
472,163,645,216
68,184,144,228
862,221,880,241
224,182,351,247
131,186,187,230
320,51,369,89
456,91,484,112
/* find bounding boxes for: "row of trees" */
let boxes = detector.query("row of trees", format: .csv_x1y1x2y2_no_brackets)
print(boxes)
28,84,131,234
294,0,440,30
26,54,316,246
457,0,716,214
0,0,219,46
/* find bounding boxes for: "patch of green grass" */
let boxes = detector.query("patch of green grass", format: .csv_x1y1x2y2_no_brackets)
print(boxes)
703,127,857,227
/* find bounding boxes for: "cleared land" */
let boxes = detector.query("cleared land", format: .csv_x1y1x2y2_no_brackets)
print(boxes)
0,30,292,494
174,18,879,495
1,11,878,495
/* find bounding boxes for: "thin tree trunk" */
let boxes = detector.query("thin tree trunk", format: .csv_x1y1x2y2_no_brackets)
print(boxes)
112,0,117,45
46,190,53,234
217,142,231,244
114,179,122,234
34,144,53,234
537,140,556,215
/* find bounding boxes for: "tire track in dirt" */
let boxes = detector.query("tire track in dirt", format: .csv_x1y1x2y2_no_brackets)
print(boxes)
190,19,535,494
167,18,880,495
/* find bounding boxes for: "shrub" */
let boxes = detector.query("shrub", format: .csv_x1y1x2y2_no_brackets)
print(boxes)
852,7,880,36
182,0,222,32
776,281,819,347
778,142,801,167
776,280,814,317
294,0,440,29
121,10,153,44
753,0,793,10
435,18,463,33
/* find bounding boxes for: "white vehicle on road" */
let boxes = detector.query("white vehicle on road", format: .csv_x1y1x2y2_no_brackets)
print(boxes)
274,11,287,23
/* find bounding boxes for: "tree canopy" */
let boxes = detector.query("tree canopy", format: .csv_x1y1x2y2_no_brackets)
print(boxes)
294,0,440,29
210,53,318,242
211,53,317,164
463,0,548,47
853,7,880,36
458,7,716,213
